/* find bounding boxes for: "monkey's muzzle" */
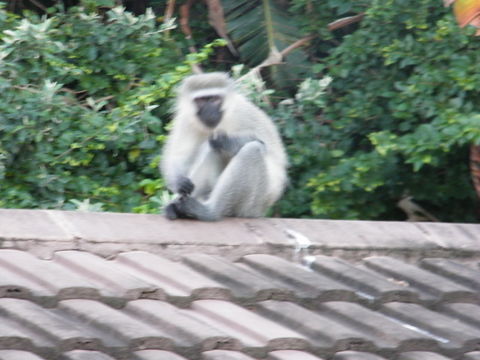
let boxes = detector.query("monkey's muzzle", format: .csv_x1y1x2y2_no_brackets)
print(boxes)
197,102,223,128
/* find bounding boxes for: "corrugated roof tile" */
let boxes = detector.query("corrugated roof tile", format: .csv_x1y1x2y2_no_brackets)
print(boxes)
241,254,356,303
440,303,480,329
182,254,294,303
188,299,309,357
268,349,325,360
0,244,478,360
63,350,117,360
202,350,257,359
255,300,376,351
397,351,452,359
464,352,480,360
114,252,230,307
0,350,46,360
134,349,189,359
420,258,480,290
381,302,480,351
0,265,39,303
53,251,157,306
318,301,441,352
364,257,479,304
0,298,103,352
1,209,480,360
124,299,237,354
0,306,56,354
332,351,387,360
58,299,172,352
0,250,100,306
310,255,418,305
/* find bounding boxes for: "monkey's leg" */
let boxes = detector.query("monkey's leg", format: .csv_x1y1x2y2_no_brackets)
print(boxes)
188,142,224,199
164,142,224,220
210,141,269,217
174,141,269,221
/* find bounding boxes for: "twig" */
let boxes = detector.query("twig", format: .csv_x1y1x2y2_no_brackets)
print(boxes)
89,95,114,104
179,0,203,73
237,35,314,105
205,0,238,55
53,135,95,161
280,35,315,57
13,85,40,93
246,34,315,74
328,13,365,31
164,0,176,25
60,88,88,95
397,196,440,222
29,0,48,12
179,0,196,49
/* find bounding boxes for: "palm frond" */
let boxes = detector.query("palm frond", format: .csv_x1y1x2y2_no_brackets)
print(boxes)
222,0,307,67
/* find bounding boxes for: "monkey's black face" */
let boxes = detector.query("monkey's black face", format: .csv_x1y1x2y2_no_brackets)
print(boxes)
194,95,223,128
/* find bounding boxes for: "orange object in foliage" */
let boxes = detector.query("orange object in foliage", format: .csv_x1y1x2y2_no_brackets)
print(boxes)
453,0,480,29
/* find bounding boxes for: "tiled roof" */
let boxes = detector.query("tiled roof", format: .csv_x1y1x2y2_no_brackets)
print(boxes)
0,210,479,360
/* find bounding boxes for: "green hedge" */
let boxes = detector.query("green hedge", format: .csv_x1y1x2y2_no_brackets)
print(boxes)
0,6,193,212
280,0,480,222
1,1,479,223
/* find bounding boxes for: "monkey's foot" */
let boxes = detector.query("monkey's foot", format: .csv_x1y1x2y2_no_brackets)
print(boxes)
164,196,217,221
173,196,198,219
164,202,179,220
164,196,199,220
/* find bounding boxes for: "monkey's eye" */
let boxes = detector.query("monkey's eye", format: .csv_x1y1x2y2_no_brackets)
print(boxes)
194,96,223,107
209,96,222,105
194,98,207,107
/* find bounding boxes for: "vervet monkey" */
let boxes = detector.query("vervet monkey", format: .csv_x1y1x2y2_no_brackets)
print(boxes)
160,72,288,221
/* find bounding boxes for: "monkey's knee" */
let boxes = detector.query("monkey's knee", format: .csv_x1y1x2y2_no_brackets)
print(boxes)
236,140,266,160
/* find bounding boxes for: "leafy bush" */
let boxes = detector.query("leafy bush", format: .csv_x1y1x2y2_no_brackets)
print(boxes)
0,5,219,212
286,0,480,222
1,0,479,223
269,77,334,218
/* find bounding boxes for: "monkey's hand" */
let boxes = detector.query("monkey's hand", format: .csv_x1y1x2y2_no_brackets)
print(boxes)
209,131,230,152
176,176,195,196
209,131,257,157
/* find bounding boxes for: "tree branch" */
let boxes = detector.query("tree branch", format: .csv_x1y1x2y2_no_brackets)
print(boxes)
179,0,203,73
328,13,365,31
164,0,176,23
280,35,315,57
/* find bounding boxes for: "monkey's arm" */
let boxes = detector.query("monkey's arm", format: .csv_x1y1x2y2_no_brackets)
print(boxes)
161,126,202,195
209,131,260,158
